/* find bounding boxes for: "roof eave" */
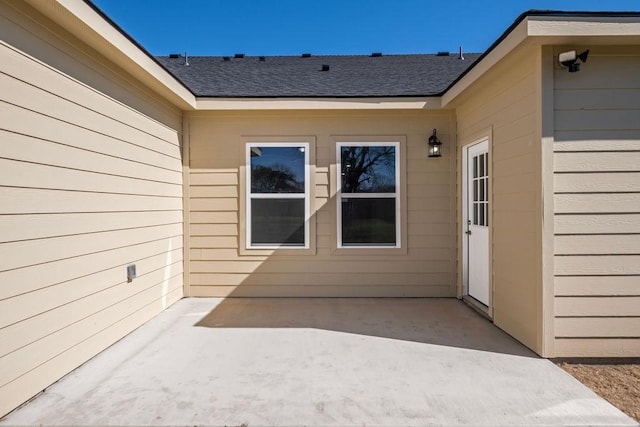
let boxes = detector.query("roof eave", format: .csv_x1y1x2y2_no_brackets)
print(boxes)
195,97,443,110
17,4,640,110
441,16,532,107
24,0,196,110
442,12,640,107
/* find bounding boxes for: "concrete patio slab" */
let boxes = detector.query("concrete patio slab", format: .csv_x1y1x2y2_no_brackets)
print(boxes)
1,298,636,426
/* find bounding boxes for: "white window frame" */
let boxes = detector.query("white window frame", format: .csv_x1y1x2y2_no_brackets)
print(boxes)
245,142,310,250
336,141,401,249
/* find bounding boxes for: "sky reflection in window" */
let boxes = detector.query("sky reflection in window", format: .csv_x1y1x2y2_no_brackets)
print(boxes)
251,146,305,193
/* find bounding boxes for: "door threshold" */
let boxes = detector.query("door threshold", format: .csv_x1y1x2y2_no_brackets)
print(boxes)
462,295,492,320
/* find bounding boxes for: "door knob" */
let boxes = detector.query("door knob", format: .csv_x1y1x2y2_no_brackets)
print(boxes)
465,230,472,235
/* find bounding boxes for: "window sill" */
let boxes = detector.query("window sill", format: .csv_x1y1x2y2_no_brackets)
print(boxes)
331,245,407,256
239,245,317,257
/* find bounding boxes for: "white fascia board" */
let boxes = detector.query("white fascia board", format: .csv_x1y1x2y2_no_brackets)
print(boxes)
196,97,442,110
527,16,640,37
443,15,640,107
441,19,529,107
25,0,196,109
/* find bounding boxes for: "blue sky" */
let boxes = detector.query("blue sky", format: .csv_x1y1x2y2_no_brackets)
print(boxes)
93,0,640,56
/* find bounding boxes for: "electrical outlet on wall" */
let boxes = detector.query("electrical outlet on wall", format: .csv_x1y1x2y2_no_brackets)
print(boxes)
127,264,136,283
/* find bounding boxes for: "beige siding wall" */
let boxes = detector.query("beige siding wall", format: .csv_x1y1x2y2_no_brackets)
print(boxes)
0,1,183,416
455,43,543,353
553,46,640,357
187,110,456,297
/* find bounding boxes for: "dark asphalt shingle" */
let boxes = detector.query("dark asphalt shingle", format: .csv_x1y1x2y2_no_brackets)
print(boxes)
155,54,482,97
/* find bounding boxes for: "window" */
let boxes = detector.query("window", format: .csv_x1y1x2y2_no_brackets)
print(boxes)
337,142,400,248
246,143,309,249
471,152,489,227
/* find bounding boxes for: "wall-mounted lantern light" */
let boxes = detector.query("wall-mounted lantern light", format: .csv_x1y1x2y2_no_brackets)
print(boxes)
428,129,442,158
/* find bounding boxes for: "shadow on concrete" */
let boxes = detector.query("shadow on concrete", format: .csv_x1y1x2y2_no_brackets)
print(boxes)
195,297,537,358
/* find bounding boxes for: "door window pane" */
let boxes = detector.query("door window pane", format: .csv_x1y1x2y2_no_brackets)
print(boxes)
251,199,305,245
484,178,489,202
341,198,396,245
485,154,489,177
485,204,489,226
473,203,478,225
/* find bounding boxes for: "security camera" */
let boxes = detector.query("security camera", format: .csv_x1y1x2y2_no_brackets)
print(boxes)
558,49,589,72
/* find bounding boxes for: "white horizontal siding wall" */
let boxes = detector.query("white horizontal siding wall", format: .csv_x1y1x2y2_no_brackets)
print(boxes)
0,2,183,416
553,47,640,356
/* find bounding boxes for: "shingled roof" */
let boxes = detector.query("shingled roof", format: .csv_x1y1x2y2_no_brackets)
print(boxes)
155,53,482,98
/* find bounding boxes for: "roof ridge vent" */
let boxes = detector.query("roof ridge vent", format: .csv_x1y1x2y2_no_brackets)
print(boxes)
259,56,266,61
169,53,180,59
321,64,330,71
223,56,230,61
301,53,311,58
371,52,383,57
436,51,450,56
234,53,245,58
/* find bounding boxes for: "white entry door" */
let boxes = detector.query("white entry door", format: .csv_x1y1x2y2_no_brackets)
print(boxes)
465,140,490,306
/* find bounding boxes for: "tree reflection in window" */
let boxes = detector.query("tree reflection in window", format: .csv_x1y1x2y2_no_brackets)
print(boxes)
341,146,396,193
251,165,303,193
251,146,305,193
338,143,399,247
248,145,308,247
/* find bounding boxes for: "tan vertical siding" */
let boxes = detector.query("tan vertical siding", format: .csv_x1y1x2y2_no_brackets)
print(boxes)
187,110,456,297
455,43,543,353
553,47,640,357
0,1,183,417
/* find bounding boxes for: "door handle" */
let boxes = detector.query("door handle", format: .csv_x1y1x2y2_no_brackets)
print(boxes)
465,230,472,235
